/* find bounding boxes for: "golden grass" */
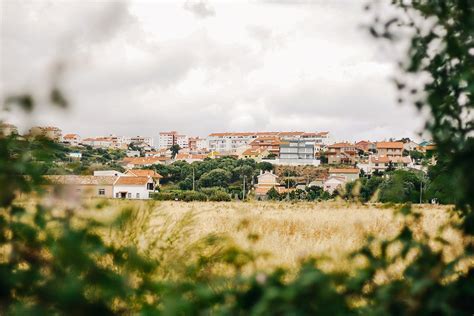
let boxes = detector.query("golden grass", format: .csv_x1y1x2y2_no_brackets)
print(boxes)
79,200,460,272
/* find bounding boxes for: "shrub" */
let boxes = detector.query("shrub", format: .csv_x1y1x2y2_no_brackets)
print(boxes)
208,191,231,202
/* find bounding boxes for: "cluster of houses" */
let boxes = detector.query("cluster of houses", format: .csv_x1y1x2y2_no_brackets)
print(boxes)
1,123,437,200
44,169,162,200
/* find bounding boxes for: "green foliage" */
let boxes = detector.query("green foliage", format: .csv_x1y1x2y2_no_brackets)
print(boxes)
266,187,280,200
379,170,422,203
198,168,232,188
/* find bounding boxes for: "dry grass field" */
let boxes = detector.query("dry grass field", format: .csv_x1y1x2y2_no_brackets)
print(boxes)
78,200,461,272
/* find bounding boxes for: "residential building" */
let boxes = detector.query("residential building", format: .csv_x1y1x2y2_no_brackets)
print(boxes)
0,123,18,137
94,170,125,177
367,155,413,173
124,169,163,186
323,176,346,194
254,170,289,199
249,136,281,156
44,175,116,199
68,152,82,160
239,148,270,161
113,176,155,199
29,126,62,141
120,156,170,169
326,142,357,165
376,141,404,157
278,139,320,166
126,150,141,157
398,139,419,151
81,135,129,149
63,133,81,146
130,136,154,147
175,153,207,163
158,131,188,149
355,140,375,152
188,137,208,150
328,168,360,182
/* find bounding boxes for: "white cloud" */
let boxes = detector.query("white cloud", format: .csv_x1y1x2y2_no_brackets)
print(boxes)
1,0,425,142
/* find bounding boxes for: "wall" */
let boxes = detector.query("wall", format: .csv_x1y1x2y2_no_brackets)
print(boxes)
113,185,151,199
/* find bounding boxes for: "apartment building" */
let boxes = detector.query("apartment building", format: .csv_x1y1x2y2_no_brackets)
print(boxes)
29,126,62,141
188,137,208,150
158,131,188,149
279,139,320,165
81,135,129,149
207,131,329,153
249,136,281,156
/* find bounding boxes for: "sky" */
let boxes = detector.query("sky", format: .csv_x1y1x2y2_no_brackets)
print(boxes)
1,0,426,142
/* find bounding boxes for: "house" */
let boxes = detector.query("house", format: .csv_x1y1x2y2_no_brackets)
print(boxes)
130,136,153,147
124,169,163,186
68,152,82,160
376,142,404,157
355,140,375,152
94,170,125,177
367,155,413,173
175,153,208,163
120,156,169,169
126,150,141,157
328,168,360,182
113,176,155,199
398,139,419,151
254,170,288,199
249,136,281,156
323,176,346,194
63,133,81,146
327,142,357,165
239,148,270,161
44,175,116,199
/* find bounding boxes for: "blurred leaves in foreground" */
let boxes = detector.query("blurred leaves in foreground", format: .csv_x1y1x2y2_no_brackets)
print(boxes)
1,0,473,314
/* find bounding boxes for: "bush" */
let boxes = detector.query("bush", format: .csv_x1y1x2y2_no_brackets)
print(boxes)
180,191,208,202
208,191,231,202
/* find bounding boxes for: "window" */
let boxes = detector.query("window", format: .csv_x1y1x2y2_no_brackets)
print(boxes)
116,193,119,198
147,183,154,190
127,193,131,198
136,193,140,199
98,189,105,195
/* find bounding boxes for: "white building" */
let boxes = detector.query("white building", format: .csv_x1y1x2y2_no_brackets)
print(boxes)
63,134,81,146
130,136,153,147
94,170,125,177
158,131,188,149
323,176,346,194
113,176,155,199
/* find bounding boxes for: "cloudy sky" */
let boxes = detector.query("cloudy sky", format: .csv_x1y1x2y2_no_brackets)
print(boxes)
1,0,425,142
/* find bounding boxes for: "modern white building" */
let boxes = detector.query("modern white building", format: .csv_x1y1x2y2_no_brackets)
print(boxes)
158,131,188,149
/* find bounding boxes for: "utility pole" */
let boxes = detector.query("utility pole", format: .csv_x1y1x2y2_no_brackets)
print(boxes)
419,175,423,204
192,167,195,191
242,175,246,200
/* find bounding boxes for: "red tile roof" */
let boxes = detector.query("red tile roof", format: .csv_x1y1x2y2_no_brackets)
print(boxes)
115,176,151,185
376,141,404,149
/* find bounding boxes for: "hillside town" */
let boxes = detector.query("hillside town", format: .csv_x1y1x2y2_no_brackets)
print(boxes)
1,122,437,200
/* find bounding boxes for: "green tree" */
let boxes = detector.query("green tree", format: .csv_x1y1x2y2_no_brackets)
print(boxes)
170,144,181,158
198,168,232,188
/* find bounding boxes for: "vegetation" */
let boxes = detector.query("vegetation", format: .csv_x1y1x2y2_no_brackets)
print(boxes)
1,0,473,314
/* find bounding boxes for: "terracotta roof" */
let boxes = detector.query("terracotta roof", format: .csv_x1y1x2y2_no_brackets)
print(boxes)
45,175,116,185
63,134,79,139
329,168,360,174
125,169,163,178
115,176,151,186
122,157,167,165
329,142,355,148
376,141,404,149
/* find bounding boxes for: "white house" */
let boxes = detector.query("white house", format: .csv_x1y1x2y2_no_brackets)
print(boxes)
328,168,360,182
323,176,346,194
94,170,125,177
68,152,82,160
113,176,155,199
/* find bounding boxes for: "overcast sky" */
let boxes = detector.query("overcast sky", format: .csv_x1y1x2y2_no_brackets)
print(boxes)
1,0,425,142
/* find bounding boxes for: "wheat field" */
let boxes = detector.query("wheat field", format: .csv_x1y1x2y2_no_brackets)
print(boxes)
82,200,460,272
